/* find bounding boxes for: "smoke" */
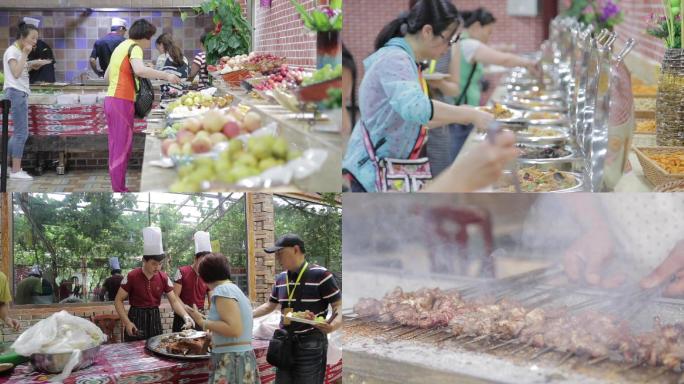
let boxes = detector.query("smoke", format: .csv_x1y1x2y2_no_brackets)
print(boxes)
343,193,684,302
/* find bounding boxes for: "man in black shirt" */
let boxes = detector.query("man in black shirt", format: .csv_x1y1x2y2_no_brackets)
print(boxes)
89,17,127,77
100,257,124,301
253,234,342,384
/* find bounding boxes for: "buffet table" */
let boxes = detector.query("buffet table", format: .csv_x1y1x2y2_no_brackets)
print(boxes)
139,87,342,192
479,84,655,192
3,340,343,384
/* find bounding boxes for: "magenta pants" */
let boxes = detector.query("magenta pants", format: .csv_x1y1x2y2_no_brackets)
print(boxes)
104,97,134,192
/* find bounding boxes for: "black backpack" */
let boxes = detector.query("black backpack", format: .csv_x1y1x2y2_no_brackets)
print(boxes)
127,44,154,118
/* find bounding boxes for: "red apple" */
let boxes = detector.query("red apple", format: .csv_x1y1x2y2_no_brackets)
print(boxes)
176,130,195,145
183,118,202,133
222,121,241,138
191,135,213,154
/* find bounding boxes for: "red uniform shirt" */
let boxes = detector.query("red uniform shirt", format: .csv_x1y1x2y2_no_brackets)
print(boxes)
120,268,173,308
174,265,210,309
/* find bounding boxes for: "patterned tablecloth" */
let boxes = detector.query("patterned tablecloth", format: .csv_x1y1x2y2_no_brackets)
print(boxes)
1,340,343,384
1,104,147,137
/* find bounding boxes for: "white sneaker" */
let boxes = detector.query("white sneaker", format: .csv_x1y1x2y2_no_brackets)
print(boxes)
9,170,33,180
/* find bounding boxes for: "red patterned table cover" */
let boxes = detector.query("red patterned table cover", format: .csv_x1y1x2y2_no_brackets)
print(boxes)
1,340,342,384
1,104,147,137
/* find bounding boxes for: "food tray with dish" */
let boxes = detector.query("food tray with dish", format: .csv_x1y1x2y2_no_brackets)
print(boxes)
145,330,211,360
476,103,524,121
494,167,583,192
523,111,568,126
633,146,684,187
514,126,570,145
285,310,328,326
516,143,574,160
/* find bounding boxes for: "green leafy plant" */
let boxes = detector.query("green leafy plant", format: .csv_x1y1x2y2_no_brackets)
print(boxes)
289,0,342,32
182,0,252,65
647,0,684,48
564,0,624,32
322,87,342,109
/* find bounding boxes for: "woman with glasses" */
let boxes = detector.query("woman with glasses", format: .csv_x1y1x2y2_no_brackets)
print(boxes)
427,7,540,176
342,0,518,192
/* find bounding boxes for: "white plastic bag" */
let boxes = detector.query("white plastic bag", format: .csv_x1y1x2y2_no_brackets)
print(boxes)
12,311,105,381
12,310,105,356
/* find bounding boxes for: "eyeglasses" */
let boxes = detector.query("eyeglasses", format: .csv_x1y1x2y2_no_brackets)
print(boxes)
439,32,461,46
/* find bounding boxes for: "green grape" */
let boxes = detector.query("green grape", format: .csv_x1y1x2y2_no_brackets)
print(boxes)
302,64,343,86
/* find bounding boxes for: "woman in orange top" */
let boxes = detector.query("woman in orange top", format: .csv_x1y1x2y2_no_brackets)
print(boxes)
104,19,181,192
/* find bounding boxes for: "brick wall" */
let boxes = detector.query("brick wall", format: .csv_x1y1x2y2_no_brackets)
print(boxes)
558,0,665,64
0,301,178,343
253,0,321,67
0,10,213,83
251,193,276,305
343,0,547,86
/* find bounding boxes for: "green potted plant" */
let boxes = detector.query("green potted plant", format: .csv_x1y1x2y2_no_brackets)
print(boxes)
646,0,684,146
564,0,624,31
182,0,252,65
289,0,343,69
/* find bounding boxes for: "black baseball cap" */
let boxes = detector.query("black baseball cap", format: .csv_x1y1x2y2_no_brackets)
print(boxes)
265,234,305,253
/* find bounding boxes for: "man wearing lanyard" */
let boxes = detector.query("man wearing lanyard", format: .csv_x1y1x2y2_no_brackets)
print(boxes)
253,234,342,384
172,231,212,332
114,227,194,341
89,17,127,77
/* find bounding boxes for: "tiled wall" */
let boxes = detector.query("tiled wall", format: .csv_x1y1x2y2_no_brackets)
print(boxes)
0,10,213,82
0,0,321,82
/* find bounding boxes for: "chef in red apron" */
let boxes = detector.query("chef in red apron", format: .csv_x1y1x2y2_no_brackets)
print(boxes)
172,231,212,332
115,227,195,341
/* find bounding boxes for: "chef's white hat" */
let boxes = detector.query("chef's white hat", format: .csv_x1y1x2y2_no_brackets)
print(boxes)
111,17,127,28
23,17,40,27
142,227,164,256
109,257,121,271
194,231,212,254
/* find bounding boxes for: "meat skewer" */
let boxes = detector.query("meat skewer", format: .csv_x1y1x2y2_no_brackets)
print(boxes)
351,285,684,373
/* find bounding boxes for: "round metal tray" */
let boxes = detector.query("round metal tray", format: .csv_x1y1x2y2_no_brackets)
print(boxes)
515,126,570,145
516,143,575,161
523,111,568,126
509,89,565,101
145,333,211,360
502,98,567,113
495,170,584,193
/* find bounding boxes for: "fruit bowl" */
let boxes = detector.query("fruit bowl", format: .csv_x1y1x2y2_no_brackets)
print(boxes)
294,77,342,103
221,69,251,86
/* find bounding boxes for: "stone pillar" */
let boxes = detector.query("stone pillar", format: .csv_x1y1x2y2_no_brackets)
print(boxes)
245,193,275,304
